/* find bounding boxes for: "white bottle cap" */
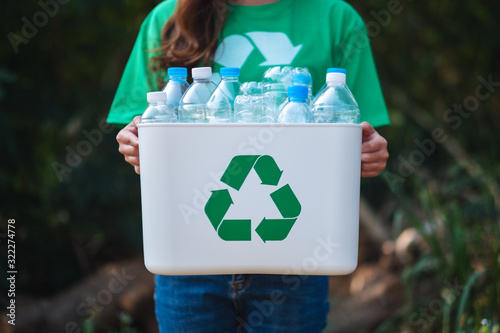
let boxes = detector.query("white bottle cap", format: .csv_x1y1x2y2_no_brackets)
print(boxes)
192,67,212,79
147,91,167,103
326,72,346,85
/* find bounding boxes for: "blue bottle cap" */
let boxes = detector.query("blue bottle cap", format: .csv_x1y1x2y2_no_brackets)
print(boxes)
287,85,308,100
220,67,240,77
168,67,188,77
291,74,311,85
327,68,347,74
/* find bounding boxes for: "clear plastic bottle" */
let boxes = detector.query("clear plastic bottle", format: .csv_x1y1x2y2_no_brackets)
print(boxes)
240,81,263,95
234,82,275,123
140,91,177,123
178,67,217,123
277,85,314,123
262,66,313,109
311,68,360,124
162,67,189,115
262,66,293,108
207,67,241,123
213,67,241,109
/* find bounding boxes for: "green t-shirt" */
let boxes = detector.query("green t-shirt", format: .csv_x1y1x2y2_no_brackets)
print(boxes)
107,0,390,127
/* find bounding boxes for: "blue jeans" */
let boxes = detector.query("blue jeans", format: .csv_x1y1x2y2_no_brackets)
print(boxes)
155,274,329,333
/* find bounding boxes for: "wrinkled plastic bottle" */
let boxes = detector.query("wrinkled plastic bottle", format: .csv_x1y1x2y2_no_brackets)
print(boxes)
162,67,189,115
140,91,177,123
240,81,263,95
234,82,275,123
262,66,293,108
262,66,313,108
311,68,360,124
277,85,314,123
178,67,217,123
207,67,241,123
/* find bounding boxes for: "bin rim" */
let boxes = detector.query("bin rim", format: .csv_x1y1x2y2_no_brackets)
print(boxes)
138,123,363,129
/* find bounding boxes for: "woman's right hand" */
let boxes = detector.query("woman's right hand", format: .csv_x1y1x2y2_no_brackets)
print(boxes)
116,116,141,174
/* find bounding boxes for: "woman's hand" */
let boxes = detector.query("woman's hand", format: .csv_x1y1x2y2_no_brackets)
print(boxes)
116,116,141,174
361,122,388,177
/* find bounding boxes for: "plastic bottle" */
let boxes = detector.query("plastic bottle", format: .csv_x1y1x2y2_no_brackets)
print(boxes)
240,81,262,95
207,67,241,123
178,67,217,123
162,67,189,115
311,68,360,124
233,82,274,123
291,74,313,106
277,85,314,123
262,66,293,108
213,67,241,109
140,91,177,123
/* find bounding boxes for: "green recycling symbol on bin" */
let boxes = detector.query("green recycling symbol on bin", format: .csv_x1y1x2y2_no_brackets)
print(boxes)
204,155,301,242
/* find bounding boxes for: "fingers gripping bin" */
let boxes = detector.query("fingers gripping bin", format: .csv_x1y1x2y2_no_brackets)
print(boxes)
138,123,362,276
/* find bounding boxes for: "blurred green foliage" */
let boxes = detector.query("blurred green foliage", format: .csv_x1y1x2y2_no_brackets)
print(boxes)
350,0,500,331
83,311,139,333
0,0,163,295
0,0,499,332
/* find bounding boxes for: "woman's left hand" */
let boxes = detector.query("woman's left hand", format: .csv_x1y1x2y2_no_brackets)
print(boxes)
360,122,388,177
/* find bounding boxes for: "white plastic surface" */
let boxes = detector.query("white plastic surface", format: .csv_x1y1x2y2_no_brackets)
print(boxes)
147,91,167,103
191,67,212,79
326,72,346,85
138,123,362,275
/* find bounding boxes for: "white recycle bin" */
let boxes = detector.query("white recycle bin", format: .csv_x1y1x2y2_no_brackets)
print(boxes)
138,123,362,275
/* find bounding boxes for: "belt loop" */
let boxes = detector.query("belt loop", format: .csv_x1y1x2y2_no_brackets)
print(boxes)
231,274,252,291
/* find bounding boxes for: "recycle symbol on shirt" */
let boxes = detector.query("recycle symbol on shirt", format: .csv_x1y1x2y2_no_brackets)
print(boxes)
204,155,301,242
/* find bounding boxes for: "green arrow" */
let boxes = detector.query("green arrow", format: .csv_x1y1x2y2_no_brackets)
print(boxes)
255,218,297,242
254,155,283,186
270,184,301,218
218,219,251,241
220,155,260,191
204,189,233,230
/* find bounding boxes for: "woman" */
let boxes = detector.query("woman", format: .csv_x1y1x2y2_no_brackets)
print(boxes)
109,0,389,331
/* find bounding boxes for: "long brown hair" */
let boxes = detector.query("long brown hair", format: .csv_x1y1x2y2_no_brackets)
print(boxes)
151,0,229,87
